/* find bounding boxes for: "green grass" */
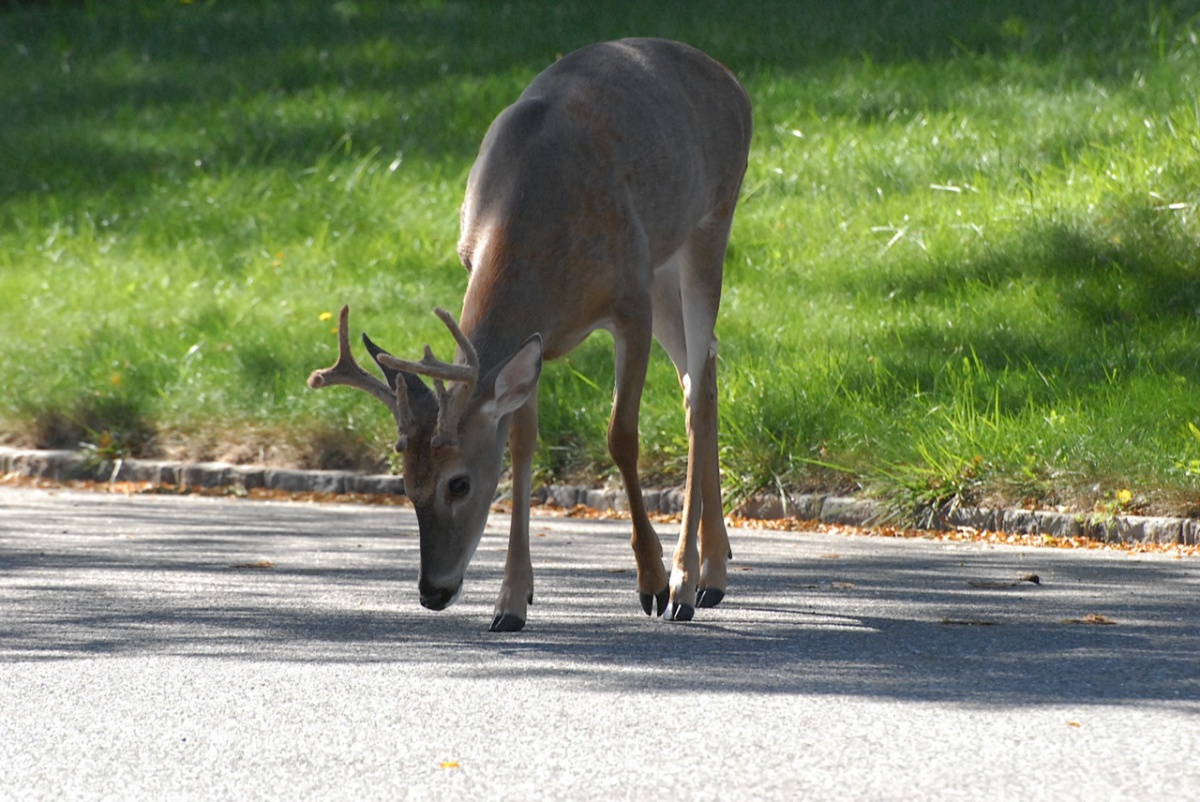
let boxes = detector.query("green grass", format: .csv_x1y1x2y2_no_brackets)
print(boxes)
2,0,1200,517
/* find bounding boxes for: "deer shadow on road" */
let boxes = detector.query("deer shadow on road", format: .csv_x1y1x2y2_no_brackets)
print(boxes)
2,488,1198,708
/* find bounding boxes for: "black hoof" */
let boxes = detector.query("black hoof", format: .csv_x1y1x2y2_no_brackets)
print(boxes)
640,587,670,617
489,612,526,632
696,587,726,608
664,602,695,622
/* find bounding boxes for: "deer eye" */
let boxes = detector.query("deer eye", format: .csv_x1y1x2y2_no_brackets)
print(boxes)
447,475,471,499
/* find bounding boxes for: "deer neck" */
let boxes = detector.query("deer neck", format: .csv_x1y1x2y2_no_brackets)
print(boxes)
458,228,560,372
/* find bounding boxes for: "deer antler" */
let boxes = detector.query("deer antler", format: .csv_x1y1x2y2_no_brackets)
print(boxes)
307,305,416,443
377,308,480,447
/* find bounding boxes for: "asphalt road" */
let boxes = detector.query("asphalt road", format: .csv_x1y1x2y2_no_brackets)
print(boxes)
1,485,1198,801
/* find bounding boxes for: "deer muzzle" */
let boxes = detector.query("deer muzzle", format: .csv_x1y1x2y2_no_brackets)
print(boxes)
418,574,463,611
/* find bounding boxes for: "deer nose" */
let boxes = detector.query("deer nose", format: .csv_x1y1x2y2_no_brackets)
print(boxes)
418,577,461,611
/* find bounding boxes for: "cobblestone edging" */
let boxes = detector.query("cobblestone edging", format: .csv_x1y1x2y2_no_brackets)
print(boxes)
0,447,403,496
3,446,1197,546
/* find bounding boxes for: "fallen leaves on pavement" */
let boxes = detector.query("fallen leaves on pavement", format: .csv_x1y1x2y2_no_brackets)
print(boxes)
967,574,1041,589
1062,613,1118,625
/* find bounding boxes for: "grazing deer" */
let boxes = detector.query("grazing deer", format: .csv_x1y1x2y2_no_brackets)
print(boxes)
309,38,752,631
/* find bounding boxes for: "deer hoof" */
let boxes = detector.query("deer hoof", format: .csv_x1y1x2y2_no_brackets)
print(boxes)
696,587,725,608
489,612,526,632
664,601,695,622
639,587,670,617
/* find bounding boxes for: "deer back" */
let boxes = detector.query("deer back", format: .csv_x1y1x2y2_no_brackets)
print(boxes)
457,38,752,363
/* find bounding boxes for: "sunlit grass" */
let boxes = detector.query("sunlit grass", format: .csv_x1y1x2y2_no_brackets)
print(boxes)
2,0,1199,515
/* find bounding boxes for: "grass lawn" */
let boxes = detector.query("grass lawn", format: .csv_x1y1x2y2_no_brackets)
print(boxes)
2,0,1199,518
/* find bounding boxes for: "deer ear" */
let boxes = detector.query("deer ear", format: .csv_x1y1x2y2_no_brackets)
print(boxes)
362,332,404,392
362,332,436,445
481,334,542,420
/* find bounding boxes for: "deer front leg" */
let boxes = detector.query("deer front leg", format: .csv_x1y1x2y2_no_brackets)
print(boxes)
609,326,670,617
664,357,704,621
490,393,539,632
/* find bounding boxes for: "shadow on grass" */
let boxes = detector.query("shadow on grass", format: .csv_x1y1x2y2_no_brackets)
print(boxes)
1,0,1194,197
828,202,1200,408
1,488,1197,707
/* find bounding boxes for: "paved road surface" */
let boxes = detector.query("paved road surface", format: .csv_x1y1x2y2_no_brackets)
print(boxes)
1,486,1198,800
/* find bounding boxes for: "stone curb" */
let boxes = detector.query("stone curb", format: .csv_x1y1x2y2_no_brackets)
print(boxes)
2,446,1197,546
0,447,403,497
733,492,1200,546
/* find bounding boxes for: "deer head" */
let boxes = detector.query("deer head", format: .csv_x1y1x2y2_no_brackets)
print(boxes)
308,305,542,611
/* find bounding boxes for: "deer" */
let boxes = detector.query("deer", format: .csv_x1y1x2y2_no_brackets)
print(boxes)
308,38,752,632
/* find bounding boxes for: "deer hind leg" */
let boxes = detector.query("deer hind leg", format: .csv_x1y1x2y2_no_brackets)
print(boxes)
652,232,732,621
490,392,539,632
692,344,730,609
609,308,670,617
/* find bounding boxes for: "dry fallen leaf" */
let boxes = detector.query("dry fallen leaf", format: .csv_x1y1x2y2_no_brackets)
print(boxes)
228,561,275,570
1062,613,1116,625
966,574,1041,589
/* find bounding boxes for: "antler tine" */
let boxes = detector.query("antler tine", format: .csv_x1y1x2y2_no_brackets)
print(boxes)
391,379,415,452
377,350,472,383
376,308,480,387
425,308,480,447
432,307,480,379
421,376,466,448
307,305,414,435
374,308,481,448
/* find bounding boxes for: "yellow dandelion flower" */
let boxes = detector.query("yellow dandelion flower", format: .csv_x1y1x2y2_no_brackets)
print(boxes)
1116,489,1133,505
318,311,333,322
